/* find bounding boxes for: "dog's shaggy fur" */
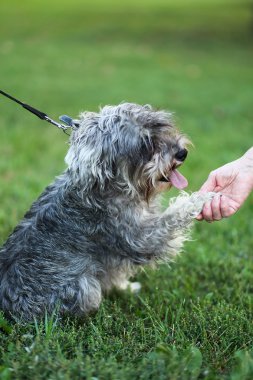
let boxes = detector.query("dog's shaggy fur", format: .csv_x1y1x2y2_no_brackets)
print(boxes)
0,103,212,320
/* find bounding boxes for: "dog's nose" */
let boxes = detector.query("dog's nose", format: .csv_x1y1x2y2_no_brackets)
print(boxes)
175,148,188,161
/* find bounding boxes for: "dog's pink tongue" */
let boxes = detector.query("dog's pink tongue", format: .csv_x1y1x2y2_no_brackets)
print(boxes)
169,169,188,189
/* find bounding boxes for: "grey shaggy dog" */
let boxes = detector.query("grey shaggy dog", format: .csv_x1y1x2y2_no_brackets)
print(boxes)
0,103,213,321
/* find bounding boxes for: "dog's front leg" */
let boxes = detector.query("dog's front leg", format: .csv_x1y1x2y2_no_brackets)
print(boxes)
162,191,215,229
126,192,215,261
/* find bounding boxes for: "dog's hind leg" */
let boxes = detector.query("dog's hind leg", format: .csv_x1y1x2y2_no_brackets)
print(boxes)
77,276,102,314
116,280,142,293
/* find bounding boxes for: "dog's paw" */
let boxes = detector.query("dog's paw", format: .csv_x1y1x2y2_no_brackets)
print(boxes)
118,281,142,293
186,191,216,217
128,282,142,293
167,191,216,220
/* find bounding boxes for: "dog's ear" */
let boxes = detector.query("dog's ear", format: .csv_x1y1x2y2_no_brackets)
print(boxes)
65,112,121,190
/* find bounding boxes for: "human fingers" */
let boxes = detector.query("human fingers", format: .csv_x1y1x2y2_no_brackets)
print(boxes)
201,201,213,222
220,195,237,218
210,194,222,221
196,213,203,221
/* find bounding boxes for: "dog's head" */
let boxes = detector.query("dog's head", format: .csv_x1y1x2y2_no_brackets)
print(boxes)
65,103,190,201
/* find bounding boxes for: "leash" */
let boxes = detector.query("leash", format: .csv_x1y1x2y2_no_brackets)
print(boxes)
0,89,77,133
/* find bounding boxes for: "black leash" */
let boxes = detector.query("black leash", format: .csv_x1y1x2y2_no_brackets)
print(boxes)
0,89,76,133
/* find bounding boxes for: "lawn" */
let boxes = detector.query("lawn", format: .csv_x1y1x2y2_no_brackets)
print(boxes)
0,0,253,378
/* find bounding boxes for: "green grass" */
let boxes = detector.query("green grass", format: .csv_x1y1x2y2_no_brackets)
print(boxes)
0,0,253,378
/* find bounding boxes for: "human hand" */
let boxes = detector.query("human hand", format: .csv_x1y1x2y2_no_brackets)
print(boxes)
196,147,253,222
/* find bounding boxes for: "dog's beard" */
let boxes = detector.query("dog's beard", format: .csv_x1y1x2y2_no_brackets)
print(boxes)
138,152,189,200
121,163,188,204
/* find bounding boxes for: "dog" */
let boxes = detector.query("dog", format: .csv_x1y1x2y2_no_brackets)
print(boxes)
0,103,213,320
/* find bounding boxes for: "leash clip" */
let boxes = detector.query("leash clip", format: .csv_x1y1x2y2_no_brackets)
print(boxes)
0,89,77,133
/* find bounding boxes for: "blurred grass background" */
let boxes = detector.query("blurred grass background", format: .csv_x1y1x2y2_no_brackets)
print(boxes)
0,0,253,378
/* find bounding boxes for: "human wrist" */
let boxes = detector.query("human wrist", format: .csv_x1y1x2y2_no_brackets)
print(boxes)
241,147,253,190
